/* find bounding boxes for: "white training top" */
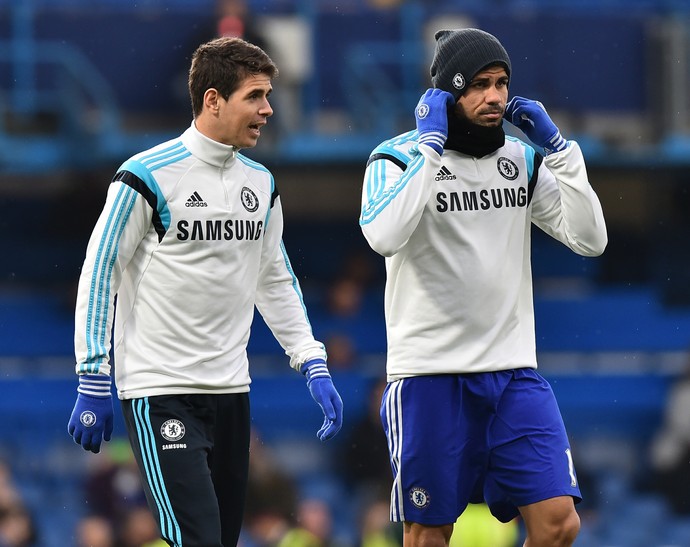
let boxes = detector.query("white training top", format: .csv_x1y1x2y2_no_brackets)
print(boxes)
360,134,607,381
74,122,325,399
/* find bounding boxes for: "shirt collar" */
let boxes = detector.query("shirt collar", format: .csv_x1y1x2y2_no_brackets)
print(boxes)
181,121,237,168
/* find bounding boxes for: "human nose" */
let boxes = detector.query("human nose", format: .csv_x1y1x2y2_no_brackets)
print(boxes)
260,97,273,117
485,86,502,105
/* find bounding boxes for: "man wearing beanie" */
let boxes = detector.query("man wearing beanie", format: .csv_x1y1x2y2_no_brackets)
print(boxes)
359,28,607,547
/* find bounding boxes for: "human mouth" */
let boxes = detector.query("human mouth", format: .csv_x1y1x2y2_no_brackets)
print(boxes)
249,122,265,137
482,109,503,120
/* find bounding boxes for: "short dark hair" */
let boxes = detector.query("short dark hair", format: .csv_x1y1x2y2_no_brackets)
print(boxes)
188,37,278,117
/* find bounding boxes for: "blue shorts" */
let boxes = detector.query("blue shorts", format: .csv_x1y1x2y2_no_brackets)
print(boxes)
380,369,582,525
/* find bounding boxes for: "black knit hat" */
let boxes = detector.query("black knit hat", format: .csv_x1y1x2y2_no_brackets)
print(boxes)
430,28,511,100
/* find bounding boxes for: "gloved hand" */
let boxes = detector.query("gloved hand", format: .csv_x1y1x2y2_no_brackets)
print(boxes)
415,88,455,155
504,96,568,154
301,359,343,441
68,374,114,454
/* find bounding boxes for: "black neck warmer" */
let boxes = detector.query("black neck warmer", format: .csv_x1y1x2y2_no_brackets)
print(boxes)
443,113,505,158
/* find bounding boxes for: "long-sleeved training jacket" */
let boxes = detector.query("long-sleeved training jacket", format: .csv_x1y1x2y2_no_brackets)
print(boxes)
75,122,325,399
360,133,607,381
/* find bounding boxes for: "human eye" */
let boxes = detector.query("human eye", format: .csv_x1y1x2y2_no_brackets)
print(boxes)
248,88,271,101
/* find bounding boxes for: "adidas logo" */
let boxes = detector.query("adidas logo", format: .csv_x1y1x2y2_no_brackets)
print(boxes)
434,166,456,181
185,191,208,207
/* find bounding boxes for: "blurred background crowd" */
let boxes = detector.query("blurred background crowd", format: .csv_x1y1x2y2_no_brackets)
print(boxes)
3,0,690,545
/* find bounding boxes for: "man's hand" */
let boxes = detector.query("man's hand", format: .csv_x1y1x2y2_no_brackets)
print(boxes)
415,88,455,156
68,374,114,454
301,359,343,441
504,96,567,154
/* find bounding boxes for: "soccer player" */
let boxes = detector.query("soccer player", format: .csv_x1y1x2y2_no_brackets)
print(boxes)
359,28,607,547
68,37,343,547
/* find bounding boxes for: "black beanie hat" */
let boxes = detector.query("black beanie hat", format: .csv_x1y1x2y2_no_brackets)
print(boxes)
430,28,511,100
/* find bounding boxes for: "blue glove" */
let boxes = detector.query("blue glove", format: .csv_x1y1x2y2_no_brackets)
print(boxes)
504,96,567,154
301,359,343,441
415,88,455,156
68,374,114,454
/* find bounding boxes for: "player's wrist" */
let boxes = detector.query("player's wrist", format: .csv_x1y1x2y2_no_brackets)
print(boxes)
301,359,331,386
542,131,567,154
77,374,112,398
418,131,446,155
